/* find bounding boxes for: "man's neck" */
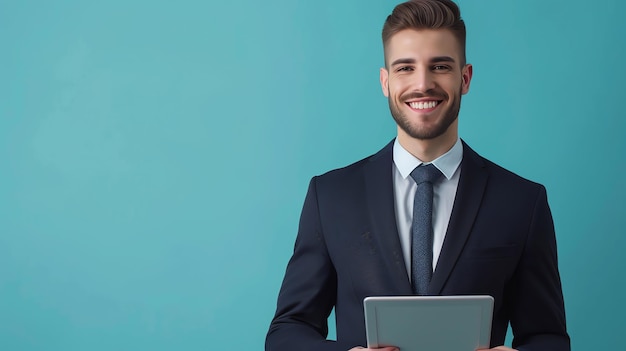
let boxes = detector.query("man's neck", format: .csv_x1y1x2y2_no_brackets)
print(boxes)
396,128,458,163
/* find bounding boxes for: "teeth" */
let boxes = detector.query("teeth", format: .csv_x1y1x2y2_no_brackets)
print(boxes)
408,101,438,110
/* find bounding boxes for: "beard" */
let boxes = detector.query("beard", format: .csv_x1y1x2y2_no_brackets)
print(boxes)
388,86,462,140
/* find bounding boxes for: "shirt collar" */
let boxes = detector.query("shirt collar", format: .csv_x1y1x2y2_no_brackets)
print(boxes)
393,138,463,180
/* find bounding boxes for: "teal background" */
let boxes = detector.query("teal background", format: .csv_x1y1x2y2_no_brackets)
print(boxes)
1,0,624,349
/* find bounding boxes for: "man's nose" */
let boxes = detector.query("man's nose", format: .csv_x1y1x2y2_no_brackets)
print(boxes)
411,69,436,92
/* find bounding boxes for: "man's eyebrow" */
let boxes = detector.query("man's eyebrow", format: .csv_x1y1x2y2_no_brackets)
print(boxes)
390,56,456,67
390,58,415,66
431,56,456,63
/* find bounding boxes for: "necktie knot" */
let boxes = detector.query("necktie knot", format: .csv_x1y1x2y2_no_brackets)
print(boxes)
410,164,443,185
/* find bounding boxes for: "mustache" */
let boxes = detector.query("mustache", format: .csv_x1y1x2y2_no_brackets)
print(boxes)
401,90,447,101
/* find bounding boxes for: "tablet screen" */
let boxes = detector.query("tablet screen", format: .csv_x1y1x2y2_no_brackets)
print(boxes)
364,295,494,351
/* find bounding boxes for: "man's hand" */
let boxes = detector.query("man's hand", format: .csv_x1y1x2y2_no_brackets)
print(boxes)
477,346,517,351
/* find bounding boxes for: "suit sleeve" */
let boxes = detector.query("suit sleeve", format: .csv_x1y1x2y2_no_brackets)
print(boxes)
265,177,355,351
509,185,571,351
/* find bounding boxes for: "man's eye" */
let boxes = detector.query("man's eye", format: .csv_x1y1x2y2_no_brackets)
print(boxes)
433,65,450,71
397,66,413,72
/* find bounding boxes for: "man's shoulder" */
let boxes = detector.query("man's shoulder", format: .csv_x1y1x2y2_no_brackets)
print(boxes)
314,140,393,184
464,141,545,191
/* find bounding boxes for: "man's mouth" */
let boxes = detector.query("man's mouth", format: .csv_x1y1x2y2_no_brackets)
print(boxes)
406,100,441,110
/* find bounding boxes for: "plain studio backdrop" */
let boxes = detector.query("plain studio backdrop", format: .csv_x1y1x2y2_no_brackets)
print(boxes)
1,0,624,349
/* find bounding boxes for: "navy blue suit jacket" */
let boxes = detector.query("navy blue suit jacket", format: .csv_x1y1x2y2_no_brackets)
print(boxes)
266,140,569,351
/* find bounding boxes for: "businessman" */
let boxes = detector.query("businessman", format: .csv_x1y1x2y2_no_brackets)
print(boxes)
266,1,569,350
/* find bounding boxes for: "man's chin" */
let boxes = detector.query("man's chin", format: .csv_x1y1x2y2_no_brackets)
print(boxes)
400,123,449,140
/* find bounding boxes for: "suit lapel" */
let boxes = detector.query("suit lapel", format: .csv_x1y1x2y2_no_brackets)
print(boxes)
428,141,488,294
364,140,413,294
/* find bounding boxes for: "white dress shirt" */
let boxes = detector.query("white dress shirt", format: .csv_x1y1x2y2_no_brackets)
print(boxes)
392,138,463,280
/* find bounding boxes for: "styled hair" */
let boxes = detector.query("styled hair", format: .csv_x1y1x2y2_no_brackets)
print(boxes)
382,0,466,65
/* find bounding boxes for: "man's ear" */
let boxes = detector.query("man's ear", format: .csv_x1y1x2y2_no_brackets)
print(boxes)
380,67,389,97
461,63,473,95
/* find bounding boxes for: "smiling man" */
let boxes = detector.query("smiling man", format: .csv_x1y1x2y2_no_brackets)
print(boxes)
266,1,570,351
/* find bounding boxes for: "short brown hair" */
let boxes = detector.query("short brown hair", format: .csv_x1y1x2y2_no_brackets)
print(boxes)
382,0,466,65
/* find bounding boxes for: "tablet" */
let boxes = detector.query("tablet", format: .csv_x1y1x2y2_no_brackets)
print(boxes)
364,295,494,351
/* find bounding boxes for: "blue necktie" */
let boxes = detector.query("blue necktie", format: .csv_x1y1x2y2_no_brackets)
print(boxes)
409,164,443,295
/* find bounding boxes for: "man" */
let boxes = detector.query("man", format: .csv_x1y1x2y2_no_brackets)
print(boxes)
266,1,569,350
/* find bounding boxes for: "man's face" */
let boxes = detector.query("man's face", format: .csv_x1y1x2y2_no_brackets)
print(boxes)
380,29,472,142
